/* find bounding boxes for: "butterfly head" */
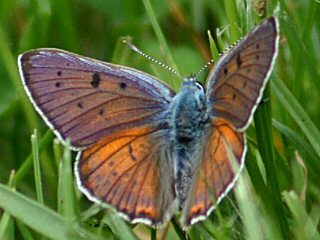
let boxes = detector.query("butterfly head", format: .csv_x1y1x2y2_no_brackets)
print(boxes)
182,75,204,93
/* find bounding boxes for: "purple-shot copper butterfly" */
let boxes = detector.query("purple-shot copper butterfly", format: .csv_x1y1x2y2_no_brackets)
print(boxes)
18,17,279,228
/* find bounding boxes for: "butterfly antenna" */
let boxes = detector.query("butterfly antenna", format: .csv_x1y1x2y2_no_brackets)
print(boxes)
123,40,183,79
195,59,215,78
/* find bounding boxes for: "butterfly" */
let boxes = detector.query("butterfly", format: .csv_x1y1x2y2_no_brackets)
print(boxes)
18,17,279,228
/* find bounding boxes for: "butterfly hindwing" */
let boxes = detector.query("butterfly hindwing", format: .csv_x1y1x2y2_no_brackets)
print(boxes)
76,125,177,227
206,17,279,130
19,49,175,148
182,119,245,227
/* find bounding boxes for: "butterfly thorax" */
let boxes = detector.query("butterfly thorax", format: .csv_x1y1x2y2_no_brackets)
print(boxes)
172,79,209,143
170,78,210,207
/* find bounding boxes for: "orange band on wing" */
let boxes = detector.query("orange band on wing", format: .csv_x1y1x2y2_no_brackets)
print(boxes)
76,126,176,227
182,118,245,227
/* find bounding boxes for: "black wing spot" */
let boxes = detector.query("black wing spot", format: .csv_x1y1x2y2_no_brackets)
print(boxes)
256,55,260,60
243,81,247,89
124,172,129,178
57,71,62,76
99,109,104,116
91,73,101,88
129,145,137,161
236,54,242,68
55,82,61,88
232,93,236,101
112,171,117,177
119,82,127,90
77,102,84,109
224,68,228,76
256,43,260,49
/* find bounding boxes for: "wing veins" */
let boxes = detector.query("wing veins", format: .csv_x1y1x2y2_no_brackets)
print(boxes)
103,152,150,203
228,31,275,54
83,129,159,180
116,159,143,211
74,112,163,144
213,107,243,123
29,76,89,83
210,132,224,192
55,96,121,129
106,106,163,117
83,129,158,162
223,82,254,103
241,49,274,60
52,100,161,133
49,93,162,112
46,94,119,117
23,65,108,73
133,155,154,218
214,128,230,189
62,108,158,141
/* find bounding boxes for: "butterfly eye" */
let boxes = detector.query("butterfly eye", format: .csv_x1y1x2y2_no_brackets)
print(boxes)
195,81,203,91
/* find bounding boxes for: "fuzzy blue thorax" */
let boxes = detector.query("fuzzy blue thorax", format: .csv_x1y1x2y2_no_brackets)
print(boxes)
171,78,208,144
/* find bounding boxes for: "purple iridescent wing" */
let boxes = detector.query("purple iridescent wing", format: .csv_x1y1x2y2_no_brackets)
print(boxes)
19,49,175,148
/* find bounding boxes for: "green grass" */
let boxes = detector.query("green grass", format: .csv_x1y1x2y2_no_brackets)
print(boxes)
1,0,320,239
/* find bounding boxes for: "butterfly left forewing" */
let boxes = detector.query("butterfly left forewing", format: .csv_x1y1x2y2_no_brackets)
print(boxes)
76,125,177,227
181,119,245,227
19,49,175,149
206,17,279,130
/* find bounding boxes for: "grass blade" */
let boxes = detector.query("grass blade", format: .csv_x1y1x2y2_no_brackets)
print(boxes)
16,220,36,240
271,75,320,158
0,26,39,131
283,191,320,240
0,171,16,239
142,0,180,90
15,130,54,184
254,86,289,238
31,130,44,205
272,119,320,175
101,209,138,240
57,140,77,221
0,184,99,240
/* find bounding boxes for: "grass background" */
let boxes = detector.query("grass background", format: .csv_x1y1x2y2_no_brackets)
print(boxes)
0,0,320,239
